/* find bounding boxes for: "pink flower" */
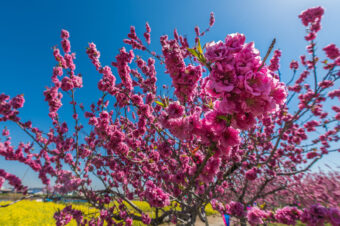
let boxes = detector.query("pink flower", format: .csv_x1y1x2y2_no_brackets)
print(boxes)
323,44,340,60
244,71,271,96
61,77,74,91
53,66,63,76
305,32,316,41
219,127,240,148
301,204,328,225
11,95,25,109
225,33,245,53
304,120,320,132
166,101,184,118
328,208,340,226
268,49,281,72
72,75,83,88
205,41,230,62
144,22,151,45
206,77,234,97
247,207,266,225
61,39,71,53
61,29,70,39
290,60,299,70
245,168,257,180
203,110,228,134
271,79,287,106
275,206,302,225
86,42,101,70
209,12,215,27
125,218,133,226
142,214,151,225
231,112,256,130
328,89,340,100
307,152,319,159
227,201,245,217
298,6,324,27
215,99,236,114
144,180,170,208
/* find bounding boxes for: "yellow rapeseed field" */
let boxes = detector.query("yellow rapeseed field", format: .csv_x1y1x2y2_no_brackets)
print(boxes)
0,200,218,226
0,200,99,226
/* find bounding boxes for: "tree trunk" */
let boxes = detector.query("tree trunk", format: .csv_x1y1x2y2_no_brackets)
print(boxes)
240,218,247,226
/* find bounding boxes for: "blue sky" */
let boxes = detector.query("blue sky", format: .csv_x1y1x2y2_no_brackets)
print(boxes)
0,0,339,188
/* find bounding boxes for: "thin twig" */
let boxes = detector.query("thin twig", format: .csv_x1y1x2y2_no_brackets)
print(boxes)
258,38,276,72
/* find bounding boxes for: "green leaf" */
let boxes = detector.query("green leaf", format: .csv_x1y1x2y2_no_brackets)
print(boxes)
155,101,165,107
217,115,229,122
188,41,207,65
217,114,232,127
187,48,199,58
197,38,203,55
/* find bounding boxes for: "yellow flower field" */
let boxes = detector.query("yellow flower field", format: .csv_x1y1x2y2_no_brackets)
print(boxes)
0,200,218,226
0,200,97,226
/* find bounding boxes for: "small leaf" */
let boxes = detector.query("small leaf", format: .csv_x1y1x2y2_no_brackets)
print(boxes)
187,48,199,58
155,101,165,107
198,54,207,64
217,115,229,122
197,38,203,55
217,114,232,127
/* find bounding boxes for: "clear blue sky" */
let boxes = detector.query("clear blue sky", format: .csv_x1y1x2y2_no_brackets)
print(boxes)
1,0,339,188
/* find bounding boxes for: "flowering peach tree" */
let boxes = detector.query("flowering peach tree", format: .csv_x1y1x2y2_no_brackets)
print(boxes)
0,6,340,226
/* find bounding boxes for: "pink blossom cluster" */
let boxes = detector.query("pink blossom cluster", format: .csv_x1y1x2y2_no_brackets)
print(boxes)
112,47,134,94
86,43,101,70
0,93,24,122
0,130,53,187
245,167,258,181
159,102,200,141
209,12,215,27
133,57,157,94
54,205,84,226
298,6,324,41
161,36,202,103
289,60,299,70
45,30,83,119
123,26,146,50
225,201,245,217
301,204,340,226
222,201,340,226
204,33,287,130
322,43,340,71
43,86,63,119
323,44,340,60
246,207,270,225
97,66,116,95
290,171,340,208
86,43,123,97
274,206,302,225
144,22,151,45
328,88,340,100
211,199,227,214
143,180,170,208
54,170,84,194
0,169,27,192
268,49,281,72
